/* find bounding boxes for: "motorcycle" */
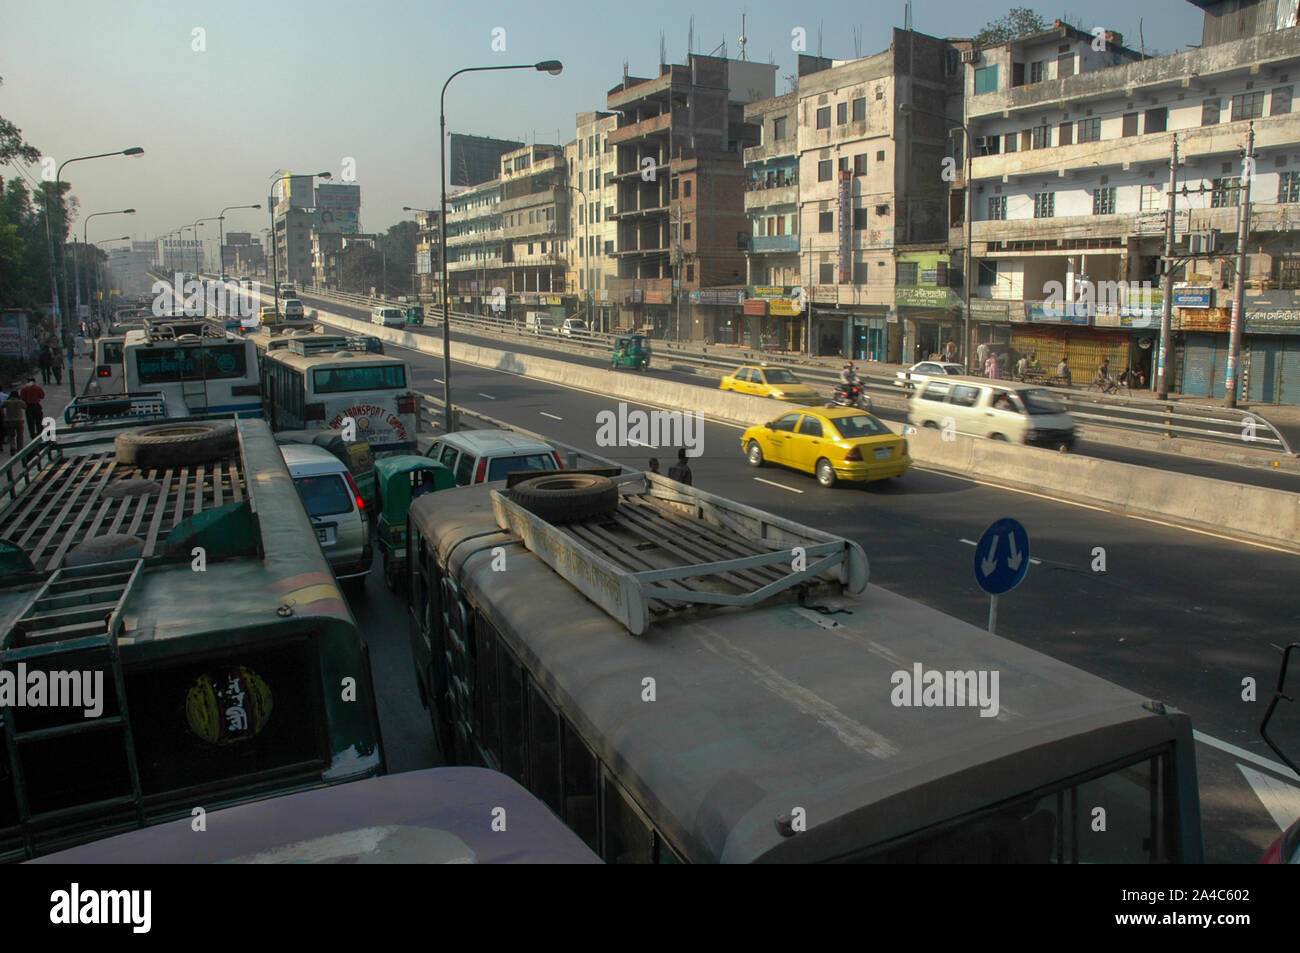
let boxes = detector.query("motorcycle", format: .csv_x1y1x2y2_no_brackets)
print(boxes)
829,381,872,412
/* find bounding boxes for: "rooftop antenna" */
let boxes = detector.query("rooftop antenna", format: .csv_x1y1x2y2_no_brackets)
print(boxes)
739,11,747,61
817,21,823,58
904,0,913,31
853,26,862,58
660,31,666,70
689,14,694,56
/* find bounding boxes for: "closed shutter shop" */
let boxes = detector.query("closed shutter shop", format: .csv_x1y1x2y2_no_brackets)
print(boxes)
1009,328,1129,380
1245,338,1281,403
1182,333,1225,398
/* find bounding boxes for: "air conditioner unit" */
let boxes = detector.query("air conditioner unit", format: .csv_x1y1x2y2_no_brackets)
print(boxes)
962,49,981,64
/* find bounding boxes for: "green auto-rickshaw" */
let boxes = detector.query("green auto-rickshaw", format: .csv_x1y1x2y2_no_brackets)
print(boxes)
374,455,455,591
611,333,651,371
405,306,424,326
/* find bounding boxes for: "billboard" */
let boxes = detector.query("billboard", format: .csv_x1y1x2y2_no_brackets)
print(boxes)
448,133,524,187
315,183,361,235
837,171,851,284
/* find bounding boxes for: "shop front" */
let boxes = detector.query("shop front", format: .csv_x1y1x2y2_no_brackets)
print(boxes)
846,310,891,362
746,286,806,351
1244,297,1300,405
690,289,746,344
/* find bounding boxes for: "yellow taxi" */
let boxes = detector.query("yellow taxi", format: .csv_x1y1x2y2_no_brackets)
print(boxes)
740,406,911,487
719,365,819,403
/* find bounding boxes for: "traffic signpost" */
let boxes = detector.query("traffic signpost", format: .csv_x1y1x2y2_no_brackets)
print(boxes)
973,517,1030,634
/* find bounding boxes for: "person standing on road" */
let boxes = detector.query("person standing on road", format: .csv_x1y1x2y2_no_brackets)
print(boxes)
37,346,52,384
18,378,44,440
667,448,693,486
985,353,999,379
3,388,26,456
1016,354,1029,380
1057,356,1071,385
51,346,63,385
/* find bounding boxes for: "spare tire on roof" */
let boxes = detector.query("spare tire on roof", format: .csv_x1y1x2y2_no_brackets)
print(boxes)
115,421,238,470
508,473,618,524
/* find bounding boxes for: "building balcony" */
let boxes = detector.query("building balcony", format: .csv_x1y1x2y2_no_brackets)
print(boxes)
446,228,503,247
749,234,800,253
743,140,797,164
612,203,669,220
607,113,673,144
745,184,798,211
448,257,503,272
972,113,1300,184
613,245,670,257
503,252,566,267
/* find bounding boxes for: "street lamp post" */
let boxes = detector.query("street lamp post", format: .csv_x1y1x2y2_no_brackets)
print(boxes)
90,235,130,319
81,208,135,325
269,171,332,315
43,146,144,397
192,217,224,275
898,103,971,370
217,204,261,279
440,60,563,434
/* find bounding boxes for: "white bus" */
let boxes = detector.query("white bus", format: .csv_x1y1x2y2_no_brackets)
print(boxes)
121,327,263,418
261,338,417,453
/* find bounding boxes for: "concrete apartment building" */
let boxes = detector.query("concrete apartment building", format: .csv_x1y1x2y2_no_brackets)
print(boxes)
498,144,568,311
742,31,967,360
444,177,503,314
565,111,620,331
156,237,199,273
412,210,442,298
965,0,1300,402
606,54,775,340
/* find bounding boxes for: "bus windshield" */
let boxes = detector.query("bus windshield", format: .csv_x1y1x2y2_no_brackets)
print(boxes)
312,363,407,394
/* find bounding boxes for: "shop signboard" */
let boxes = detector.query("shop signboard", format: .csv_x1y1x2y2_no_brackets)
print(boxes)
1025,300,1088,325
1246,308,1300,334
769,299,800,317
1181,307,1231,332
896,286,959,309
1172,286,1212,309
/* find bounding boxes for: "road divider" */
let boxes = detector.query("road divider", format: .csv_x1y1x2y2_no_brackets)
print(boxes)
288,299,1300,553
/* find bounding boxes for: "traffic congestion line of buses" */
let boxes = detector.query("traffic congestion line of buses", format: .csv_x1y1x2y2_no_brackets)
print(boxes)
5,285,1288,864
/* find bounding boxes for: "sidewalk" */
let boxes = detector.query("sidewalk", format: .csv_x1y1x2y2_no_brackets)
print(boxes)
22,352,98,428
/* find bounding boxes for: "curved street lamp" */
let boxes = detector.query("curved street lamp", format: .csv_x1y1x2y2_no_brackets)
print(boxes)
79,207,135,327
268,170,332,313
216,204,261,279
90,235,131,321
43,145,144,395
439,60,562,432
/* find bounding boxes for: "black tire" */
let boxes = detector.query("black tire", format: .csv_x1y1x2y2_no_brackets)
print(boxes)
989,433,1008,441
746,440,765,467
816,458,837,488
115,421,237,470
509,473,618,524
922,421,939,429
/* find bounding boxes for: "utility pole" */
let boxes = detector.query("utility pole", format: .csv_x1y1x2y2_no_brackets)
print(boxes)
1156,135,1179,399
1225,122,1255,409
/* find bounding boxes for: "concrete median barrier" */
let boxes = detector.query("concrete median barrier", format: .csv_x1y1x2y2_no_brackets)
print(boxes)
297,299,1300,552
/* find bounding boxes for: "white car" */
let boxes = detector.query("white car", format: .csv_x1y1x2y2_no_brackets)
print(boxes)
282,298,305,319
894,361,965,391
560,318,589,337
372,306,405,328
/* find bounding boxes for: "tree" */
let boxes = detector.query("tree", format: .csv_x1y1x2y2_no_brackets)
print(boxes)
973,8,1049,48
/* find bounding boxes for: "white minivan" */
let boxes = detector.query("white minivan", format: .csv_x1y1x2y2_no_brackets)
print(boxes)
372,306,405,328
908,376,1076,450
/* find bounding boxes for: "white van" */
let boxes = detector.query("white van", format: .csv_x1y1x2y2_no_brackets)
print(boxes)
372,306,405,328
280,443,372,592
525,311,558,334
908,376,1076,450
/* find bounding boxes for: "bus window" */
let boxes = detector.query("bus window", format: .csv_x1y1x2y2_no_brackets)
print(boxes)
603,776,654,864
1074,756,1163,863
311,363,406,394
562,721,599,852
527,682,562,814
499,646,527,784
474,613,501,763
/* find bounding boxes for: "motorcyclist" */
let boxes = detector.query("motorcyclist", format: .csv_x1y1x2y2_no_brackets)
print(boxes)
840,362,859,388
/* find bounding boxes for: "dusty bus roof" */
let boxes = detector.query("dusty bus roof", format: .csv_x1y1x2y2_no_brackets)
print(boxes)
0,417,352,653
412,483,1194,863
264,349,408,372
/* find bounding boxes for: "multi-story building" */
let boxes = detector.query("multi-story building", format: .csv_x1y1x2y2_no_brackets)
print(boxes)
606,54,774,340
742,92,802,349
271,174,319,288
444,177,503,315
498,144,568,315
412,210,442,298
565,111,620,331
965,2,1300,403
132,240,157,268
157,237,199,273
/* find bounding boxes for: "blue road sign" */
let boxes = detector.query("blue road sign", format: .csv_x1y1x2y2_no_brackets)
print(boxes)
974,517,1030,595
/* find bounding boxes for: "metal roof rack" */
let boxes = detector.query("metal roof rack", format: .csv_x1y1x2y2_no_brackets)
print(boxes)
141,322,230,342
491,472,868,635
286,337,368,356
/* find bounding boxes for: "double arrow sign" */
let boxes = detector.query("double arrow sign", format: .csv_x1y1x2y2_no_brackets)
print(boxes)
979,532,1025,578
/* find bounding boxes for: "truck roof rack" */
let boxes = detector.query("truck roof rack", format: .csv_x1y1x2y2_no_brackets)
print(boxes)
490,472,868,635
286,337,367,356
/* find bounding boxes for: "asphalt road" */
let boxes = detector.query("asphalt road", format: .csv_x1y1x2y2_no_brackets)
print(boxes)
297,289,1300,494
302,293,1300,865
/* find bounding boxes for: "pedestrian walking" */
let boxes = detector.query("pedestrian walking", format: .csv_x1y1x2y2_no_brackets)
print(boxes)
648,457,660,475
944,340,956,364
976,342,989,370
2,388,26,456
985,354,999,379
76,332,89,358
1016,354,1029,380
18,378,44,440
52,347,63,385
667,448,693,486
38,346,52,385
1056,356,1071,385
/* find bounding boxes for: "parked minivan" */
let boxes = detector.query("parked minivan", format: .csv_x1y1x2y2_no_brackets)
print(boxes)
425,430,562,485
282,298,305,320
908,376,1076,450
525,311,558,334
281,443,372,591
372,306,405,328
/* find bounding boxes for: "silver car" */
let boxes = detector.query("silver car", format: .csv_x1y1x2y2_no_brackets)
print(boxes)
425,430,561,485
893,361,965,392
281,443,372,590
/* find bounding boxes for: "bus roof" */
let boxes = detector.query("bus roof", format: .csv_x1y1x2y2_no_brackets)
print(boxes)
27,767,601,864
266,348,408,372
412,479,1193,863
0,417,352,656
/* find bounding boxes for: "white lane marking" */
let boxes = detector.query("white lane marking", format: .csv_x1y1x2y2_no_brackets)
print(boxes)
1194,729,1300,781
539,412,563,421
1123,512,1299,554
431,377,443,384
958,537,1040,564
626,438,659,449
755,477,803,494
1237,764,1300,831
478,393,495,399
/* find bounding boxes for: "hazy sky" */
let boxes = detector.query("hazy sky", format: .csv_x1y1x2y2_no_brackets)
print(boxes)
2,0,1202,254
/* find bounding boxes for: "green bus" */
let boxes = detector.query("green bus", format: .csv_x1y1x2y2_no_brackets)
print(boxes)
0,416,384,861
406,470,1203,863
